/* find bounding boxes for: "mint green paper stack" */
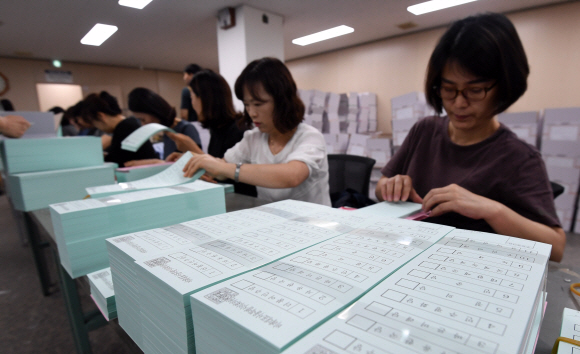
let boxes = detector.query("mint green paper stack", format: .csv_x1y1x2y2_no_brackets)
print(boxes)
8,163,117,211
115,163,173,182
87,268,117,321
133,201,350,354
50,180,226,278
190,217,454,354
0,136,103,174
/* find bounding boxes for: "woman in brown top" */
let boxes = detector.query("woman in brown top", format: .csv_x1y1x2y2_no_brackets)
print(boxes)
376,13,566,261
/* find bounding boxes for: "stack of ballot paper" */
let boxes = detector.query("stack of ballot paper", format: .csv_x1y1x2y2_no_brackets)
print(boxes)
355,201,423,219
281,229,551,354
115,162,173,182
88,268,117,321
106,201,330,349
190,217,455,354
121,123,174,152
8,163,116,211
130,201,369,354
86,152,201,198
556,308,580,353
0,136,103,174
50,180,226,278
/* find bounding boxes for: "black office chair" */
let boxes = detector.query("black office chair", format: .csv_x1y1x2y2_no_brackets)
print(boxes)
327,154,376,207
550,181,565,199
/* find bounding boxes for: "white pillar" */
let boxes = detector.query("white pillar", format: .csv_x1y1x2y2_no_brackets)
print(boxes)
217,5,284,110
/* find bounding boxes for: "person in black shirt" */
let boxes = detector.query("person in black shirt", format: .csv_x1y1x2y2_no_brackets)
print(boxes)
167,70,256,196
180,64,202,122
79,91,157,167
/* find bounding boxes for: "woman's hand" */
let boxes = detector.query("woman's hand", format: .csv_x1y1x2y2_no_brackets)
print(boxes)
422,184,501,219
166,132,203,154
165,152,183,162
0,115,31,138
182,153,232,180
124,159,164,167
375,175,423,203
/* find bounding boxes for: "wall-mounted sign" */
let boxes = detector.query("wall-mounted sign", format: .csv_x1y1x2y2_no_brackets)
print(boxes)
45,70,73,83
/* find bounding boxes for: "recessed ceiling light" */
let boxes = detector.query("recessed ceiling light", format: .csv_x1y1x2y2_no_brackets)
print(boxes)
52,60,62,68
118,0,153,9
292,25,354,46
81,24,118,46
408,0,477,15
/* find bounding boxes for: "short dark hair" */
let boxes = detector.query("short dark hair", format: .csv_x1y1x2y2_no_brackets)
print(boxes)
234,57,304,134
425,13,529,115
80,91,122,125
189,70,243,130
184,64,202,75
128,88,176,127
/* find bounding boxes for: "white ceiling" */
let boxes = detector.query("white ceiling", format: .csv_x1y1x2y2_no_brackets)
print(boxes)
0,0,572,72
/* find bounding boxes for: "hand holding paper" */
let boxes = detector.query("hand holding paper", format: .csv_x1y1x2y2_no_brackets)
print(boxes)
121,123,174,152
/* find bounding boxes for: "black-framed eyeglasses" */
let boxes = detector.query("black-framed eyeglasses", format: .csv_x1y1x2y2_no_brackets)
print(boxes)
435,82,497,102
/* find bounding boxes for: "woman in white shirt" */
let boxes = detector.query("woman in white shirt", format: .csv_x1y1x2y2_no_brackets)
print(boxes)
183,57,331,206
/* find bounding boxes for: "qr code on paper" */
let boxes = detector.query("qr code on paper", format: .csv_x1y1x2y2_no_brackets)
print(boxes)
205,287,238,305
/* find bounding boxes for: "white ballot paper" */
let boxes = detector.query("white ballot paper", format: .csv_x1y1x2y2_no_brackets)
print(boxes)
557,308,580,353
190,218,455,354
283,229,552,354
121,123,175,152
86,152,202,198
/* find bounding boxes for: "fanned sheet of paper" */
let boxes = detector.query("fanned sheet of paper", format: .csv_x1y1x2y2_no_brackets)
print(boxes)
190,218,455,354
282,229,552,354
86,151,202,198
121,123,174,152
557,308,580,353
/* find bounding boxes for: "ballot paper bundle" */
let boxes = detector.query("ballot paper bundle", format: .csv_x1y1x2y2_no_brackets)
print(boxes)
0,136,103,174
190,218,455,354
7,163,116,211
50,180,226,278
556,308,580,353
115,163,173,182
86,152,201,198
497,111,540,148
121,123,175,152
88,268,117,321
282,229,551,354
134,202,366,354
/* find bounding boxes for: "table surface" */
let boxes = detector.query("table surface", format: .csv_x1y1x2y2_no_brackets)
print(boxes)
30,196,580,354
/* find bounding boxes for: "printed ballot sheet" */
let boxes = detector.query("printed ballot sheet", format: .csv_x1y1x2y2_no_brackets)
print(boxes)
190,218,455,353
86,152,201,197
558,308,580,353
283,229,552,354
121,123,175,152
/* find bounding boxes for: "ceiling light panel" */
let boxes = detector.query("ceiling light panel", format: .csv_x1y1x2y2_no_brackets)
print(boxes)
118,0,153,9
80,24,118,46
408,0,477,15
292,25,354,46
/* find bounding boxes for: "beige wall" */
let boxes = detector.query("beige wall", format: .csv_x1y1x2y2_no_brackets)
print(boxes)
0,57,184,112
287,2,580,135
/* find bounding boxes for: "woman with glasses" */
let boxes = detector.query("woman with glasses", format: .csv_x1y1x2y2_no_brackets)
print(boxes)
376,13,565,261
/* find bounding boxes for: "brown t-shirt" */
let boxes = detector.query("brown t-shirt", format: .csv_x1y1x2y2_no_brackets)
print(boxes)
382,116,560,233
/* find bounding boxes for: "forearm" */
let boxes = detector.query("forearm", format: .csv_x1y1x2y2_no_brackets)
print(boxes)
224,161,309,189
0,116,6,133
180,109,188,120
486,202,566,261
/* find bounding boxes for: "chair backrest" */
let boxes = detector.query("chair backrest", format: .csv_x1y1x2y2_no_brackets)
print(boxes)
327,154,376,197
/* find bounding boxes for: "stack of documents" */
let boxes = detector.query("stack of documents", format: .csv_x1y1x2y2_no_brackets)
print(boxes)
121,123,174,152
0,136,103,174
282,229,551,354
115,162,173,182
88,268,117,321
86,152,201,198
132,201,360,354
355,201,423,219
190,218,454,354
556,308,580,353
8,163,116,211
50,180,226,278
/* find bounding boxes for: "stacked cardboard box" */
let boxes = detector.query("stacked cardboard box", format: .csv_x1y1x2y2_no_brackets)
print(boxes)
391,92,436,147
541,108,580,231
497,111,540,147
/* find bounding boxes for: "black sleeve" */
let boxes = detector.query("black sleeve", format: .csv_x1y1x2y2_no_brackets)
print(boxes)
180,88,190,110
105,118,158,168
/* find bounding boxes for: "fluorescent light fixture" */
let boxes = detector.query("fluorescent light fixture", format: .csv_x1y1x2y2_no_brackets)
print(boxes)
80,24,118,46
52,60,62,68
118,0,153,9
292,25,354,46
408,0,477,15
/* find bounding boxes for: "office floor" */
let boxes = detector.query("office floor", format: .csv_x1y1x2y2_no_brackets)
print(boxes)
0,194,134,354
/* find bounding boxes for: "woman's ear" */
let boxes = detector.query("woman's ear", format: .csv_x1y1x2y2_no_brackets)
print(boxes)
97,112,107,122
